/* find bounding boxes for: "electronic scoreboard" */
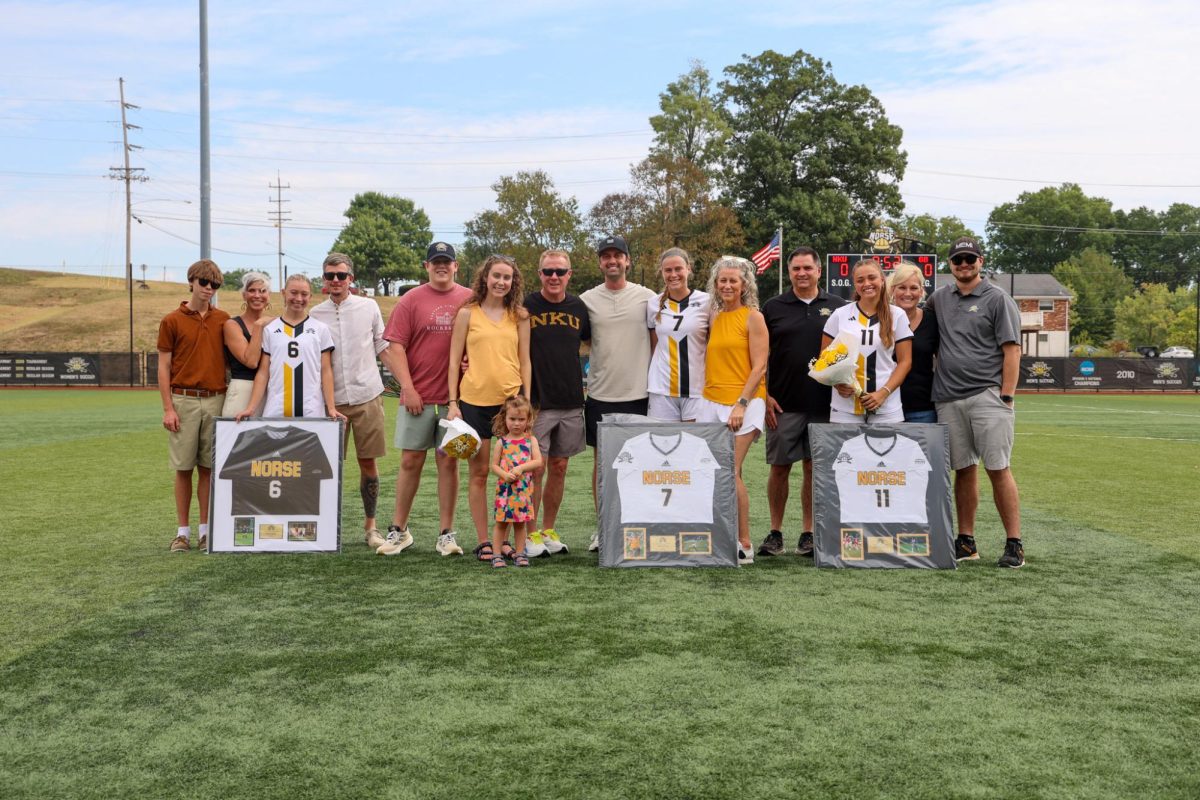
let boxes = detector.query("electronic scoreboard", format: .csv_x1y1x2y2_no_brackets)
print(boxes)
826,253,938,300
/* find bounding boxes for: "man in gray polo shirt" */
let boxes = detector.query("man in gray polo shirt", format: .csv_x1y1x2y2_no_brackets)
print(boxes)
926,237,1024,568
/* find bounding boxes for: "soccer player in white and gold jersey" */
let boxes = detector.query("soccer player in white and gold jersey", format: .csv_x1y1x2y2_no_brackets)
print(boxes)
646,247,710,422
237,274,344,423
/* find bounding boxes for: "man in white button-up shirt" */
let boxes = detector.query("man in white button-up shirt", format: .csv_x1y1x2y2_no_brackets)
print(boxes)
311,253,403,546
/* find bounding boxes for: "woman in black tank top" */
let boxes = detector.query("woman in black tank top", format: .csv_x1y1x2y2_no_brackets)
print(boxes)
221,271,275,416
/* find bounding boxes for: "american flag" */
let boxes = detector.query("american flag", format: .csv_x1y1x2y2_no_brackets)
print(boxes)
751,232,781,275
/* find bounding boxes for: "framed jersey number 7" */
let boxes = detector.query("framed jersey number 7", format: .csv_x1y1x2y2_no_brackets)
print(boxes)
662,488,673,506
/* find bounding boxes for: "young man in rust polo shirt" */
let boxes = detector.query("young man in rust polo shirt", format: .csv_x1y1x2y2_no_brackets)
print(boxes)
157,259,230,552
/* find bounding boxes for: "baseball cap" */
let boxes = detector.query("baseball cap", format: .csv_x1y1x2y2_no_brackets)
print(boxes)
948,237,982,259
596,235,629,256
426,242,456,261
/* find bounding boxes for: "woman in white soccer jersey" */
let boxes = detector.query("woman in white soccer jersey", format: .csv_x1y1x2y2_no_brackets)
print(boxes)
236,274,344,422
699,256,768,564
222,271,274,417
646,247,709,421
820,258,912,423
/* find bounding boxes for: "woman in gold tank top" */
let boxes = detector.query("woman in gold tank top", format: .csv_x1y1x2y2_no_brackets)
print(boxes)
700,256,768,565
448,255,531,562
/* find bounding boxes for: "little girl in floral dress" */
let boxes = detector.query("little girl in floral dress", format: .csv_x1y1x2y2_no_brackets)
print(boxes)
488,395,543,568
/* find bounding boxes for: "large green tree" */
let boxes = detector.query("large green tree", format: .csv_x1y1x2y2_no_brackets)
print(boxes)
985,184,1115,274
1051,248,1134,344
717,49,907,257
1113,204,1200,290
462,171,592,287
1114,283,1196,348
649,60,730,173
330,192,432,295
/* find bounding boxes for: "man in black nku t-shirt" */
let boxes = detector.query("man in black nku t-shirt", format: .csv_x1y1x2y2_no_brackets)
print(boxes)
522,249,592,555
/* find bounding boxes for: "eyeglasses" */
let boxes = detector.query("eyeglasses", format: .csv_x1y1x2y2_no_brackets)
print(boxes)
540,268,569,277
196,278,222,289
323,271,351,281
950,255,979,266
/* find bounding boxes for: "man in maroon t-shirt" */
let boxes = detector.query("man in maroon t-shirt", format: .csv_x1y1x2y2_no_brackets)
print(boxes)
378,242,473,556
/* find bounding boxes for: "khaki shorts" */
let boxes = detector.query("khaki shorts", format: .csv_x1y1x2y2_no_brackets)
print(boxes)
222,378,262,417
168,393,224,471
337,396,387,459
936,387,1015,471
393,402,452,452
533,407,585,459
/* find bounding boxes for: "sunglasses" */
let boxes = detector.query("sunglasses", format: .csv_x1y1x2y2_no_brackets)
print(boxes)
323,271,351,281
540,268,569,277
196,278,222,289
950,255,979,266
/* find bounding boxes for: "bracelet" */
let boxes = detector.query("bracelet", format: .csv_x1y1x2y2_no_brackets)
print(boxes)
881,386,893,396
448,399,459,405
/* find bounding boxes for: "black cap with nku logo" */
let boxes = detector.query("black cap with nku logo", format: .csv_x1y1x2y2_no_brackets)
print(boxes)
596,234,629,256
426,242,456,261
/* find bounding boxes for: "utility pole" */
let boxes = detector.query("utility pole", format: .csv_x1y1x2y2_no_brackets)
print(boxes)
199,0,211,260
109,77,148,387
268,171,291,288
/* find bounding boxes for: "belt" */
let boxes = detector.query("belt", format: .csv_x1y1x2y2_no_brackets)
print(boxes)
172,387,225,397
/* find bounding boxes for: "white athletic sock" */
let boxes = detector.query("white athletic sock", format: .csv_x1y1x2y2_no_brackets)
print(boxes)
177,526,191,539
198,523,209,537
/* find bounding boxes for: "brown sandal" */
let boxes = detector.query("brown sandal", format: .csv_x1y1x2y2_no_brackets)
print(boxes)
473,541,494,562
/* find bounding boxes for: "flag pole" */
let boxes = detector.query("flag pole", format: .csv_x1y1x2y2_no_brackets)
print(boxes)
777,224,784,297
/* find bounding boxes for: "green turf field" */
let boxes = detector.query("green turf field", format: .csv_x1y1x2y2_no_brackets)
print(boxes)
1,391,1198,799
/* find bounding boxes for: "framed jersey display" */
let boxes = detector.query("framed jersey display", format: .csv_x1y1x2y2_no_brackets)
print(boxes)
597,420,737,568
810,423,955,569
208,417,344,552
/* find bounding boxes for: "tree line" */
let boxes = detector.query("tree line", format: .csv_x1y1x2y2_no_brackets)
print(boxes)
326,49,1199,351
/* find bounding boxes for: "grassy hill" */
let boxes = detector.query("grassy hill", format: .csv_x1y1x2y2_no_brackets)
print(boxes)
0,268,403,352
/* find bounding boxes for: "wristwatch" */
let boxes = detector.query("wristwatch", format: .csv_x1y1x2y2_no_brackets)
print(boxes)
1000,394,1014,403
736,397,749,407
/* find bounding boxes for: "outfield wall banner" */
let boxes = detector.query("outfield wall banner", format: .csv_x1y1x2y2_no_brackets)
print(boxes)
1136,358,1191,390
1019,357,1063,389
597,420,738,568
209,417,344,553
1063,358,1140,390
0,352,101,385
810,423,955,569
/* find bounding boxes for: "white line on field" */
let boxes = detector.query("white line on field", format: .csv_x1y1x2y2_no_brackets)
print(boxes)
1017,432,1200,443
1021,403,1200,419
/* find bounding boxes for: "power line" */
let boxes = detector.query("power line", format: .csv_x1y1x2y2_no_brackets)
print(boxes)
132,214,277,256
909,168,1200,189
139,145,640,166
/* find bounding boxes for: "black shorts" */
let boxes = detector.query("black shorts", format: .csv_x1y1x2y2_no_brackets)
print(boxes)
765,410,829,465
585,396,650,448
459,401,502,441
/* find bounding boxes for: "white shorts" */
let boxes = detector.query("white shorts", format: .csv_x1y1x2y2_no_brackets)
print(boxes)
829,408,904,424
647,393,707,422
697,397,765,437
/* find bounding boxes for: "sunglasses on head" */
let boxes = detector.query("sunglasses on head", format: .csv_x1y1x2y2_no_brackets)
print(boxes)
540,268,569,277
196,278,222,289
951,254,979,266
323,271,351,281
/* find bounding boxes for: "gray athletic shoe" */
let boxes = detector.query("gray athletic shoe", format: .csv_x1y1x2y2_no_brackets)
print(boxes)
758,530,784,556
796,532,814,557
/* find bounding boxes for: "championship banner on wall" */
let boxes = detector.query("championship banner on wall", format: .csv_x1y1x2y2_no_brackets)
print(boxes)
597,420,738,568
810,423,955,569
209,418,344,552
0,352,101,385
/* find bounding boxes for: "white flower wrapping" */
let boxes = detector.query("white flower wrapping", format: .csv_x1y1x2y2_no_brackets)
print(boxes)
807,331,865,398
437,417,481,459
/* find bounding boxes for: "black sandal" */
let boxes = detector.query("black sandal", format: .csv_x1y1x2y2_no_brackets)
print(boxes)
499,541,516,559
512,552,530,567
473,541,494,562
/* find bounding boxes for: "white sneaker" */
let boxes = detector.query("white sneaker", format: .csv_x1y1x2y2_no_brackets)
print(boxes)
542,528,568,555
377,525,414,556
738,542,755,565
525,530,549,558
365,528,387,549
588,532,600,552
435,529,463,556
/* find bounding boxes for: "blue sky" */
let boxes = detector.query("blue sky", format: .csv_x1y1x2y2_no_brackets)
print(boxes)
2,0,1196,282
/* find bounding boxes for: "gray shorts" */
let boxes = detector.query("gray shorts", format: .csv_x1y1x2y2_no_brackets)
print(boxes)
936,387,1015,471
765,410,826,465
533,407,585,459
393,402,452,452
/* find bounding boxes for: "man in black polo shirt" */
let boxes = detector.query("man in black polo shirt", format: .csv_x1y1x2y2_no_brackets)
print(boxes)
523,249,591,556
926,237,1024,568
758,246,846,557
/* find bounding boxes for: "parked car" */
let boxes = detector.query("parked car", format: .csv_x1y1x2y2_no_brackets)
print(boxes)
1160,346,1194,359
